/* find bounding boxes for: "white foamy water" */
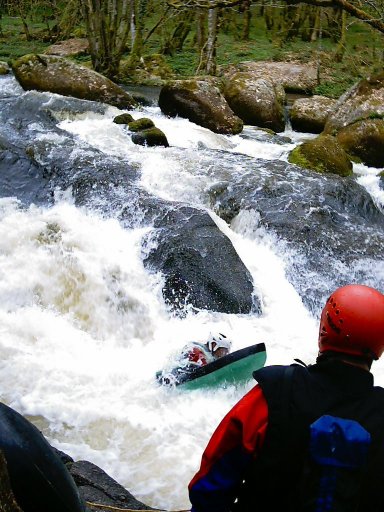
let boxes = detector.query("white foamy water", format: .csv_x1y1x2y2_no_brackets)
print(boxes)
1,83,384,510
0,197,319,510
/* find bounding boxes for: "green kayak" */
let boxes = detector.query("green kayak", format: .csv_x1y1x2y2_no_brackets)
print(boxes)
156,342,266,390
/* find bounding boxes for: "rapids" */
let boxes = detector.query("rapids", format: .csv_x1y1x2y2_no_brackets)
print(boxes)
0,73,383,510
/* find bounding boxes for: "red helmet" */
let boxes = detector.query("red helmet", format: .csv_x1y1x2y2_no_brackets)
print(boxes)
318,284,384,360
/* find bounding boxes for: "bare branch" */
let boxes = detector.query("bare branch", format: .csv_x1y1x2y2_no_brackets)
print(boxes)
288,0,384,32
166,0,384,33
166,0,242,8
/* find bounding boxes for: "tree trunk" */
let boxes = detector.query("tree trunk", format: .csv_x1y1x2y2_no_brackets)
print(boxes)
59,0,83,39
241,0,251,40
310,7,320,41
162,10,194,55
128,0,147,70
81,0,131,79
197,4,219,75
333,8,347,61
18,1,32,41
284,5,303,41
196,8,206,50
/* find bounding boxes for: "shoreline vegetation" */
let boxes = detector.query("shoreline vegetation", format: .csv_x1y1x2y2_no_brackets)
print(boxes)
0,2,383,99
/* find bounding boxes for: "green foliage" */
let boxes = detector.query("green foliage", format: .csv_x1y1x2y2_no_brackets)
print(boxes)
0,3,382,98
314,79,356,98
164,49,199,76
0,15,51,60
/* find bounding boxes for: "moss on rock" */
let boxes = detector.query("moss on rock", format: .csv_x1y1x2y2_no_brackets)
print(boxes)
128,118,155,132
288,134,353,177
131,127,169,147
113,113,134,124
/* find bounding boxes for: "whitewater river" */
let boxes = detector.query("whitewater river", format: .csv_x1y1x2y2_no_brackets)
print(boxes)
0,73,383,510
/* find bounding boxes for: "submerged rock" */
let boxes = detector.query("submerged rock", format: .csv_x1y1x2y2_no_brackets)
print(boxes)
143,204,259,315
0,135,54,206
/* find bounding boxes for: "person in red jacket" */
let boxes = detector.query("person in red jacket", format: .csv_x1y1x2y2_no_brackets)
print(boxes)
180,332,232,370
188,284,384,512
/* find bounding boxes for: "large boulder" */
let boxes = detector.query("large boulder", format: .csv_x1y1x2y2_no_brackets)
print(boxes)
223,72,286,132
44,38,89,57
288,134,353,177
143,205,259,315
158,79,243,134
324,72,384,133
0,135,53,206
222,61,318,94
336,118,384,168
206,154,384,313
11,54,137,109
323,71,384,167
290,95,337,133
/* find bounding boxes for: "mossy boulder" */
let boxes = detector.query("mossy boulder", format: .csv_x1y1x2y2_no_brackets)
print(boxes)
324,72,384,133
336,118,384,168
158,79,243,135
322,72,384,168
221,61,318,94
288,135,353,177
128,118,155,132
290,95,337,134
131,127,169,147
119,53,173,86
113,113,134,124
223,72,286,132
11,54,137,109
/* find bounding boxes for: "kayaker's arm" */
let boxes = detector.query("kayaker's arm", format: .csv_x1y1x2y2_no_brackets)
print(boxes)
188,385,268,512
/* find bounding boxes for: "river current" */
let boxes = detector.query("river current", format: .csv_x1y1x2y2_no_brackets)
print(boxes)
0,73,383,510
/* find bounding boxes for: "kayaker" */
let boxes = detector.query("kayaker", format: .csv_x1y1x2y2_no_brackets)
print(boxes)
180,332,232,370
189,284,384,512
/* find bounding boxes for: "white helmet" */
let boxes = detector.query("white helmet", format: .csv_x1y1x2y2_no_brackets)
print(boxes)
207,332,232,352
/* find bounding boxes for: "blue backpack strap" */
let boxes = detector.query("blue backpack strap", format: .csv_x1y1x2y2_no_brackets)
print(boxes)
310,415,371,512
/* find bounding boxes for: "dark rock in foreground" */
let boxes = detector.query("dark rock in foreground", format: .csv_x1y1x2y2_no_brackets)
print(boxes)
68,460,155,512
